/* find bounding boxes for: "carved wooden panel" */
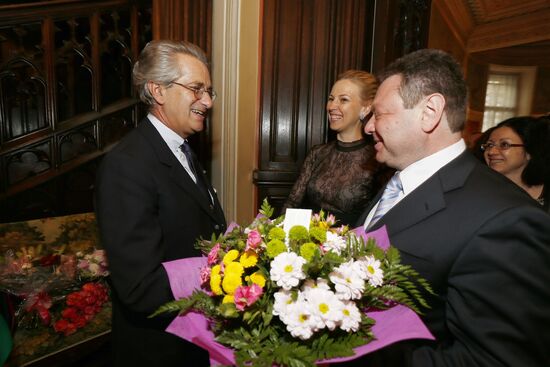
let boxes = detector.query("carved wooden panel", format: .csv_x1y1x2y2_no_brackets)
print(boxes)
0,0,153,222
0,0,213,223
254,0,431,214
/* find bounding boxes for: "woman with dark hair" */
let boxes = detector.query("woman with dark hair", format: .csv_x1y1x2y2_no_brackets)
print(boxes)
482,115,550,212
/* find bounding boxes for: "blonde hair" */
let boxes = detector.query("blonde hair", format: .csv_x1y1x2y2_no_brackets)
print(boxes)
336,70,378,103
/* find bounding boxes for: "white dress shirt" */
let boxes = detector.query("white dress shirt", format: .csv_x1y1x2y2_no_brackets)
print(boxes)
363,139,467,229
148,113,198,183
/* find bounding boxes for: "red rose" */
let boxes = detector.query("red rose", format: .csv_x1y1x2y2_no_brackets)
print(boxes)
64,322,77,336
54,319,68,333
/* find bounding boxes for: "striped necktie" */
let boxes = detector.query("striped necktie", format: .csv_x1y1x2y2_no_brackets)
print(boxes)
367,172,402,230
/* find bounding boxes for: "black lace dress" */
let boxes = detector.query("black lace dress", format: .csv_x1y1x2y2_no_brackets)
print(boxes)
283,139,386,226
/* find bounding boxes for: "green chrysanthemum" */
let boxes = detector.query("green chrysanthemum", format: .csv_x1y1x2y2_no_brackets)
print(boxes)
299,242,319,262
268,227,286,241
288,225,309,242
309,226,327,243
266,239,286,258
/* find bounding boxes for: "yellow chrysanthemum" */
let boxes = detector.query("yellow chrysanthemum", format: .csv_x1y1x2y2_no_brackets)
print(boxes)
240,250,258,268
211,264,221,276
225,261,244,277
222,294,234,304
210,273,223,295
222,273,242,294
223,249,240,265
249,271,266,288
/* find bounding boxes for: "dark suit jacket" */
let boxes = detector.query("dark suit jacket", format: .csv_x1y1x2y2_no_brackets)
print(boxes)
354,151,550,367
95,118,226,367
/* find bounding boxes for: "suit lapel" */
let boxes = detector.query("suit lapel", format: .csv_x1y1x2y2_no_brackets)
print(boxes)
137,118,225,223
357,188,383,227
374,176,446,235
369,151,476,236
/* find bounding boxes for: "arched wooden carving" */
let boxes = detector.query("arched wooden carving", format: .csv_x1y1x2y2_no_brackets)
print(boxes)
0,0,154,222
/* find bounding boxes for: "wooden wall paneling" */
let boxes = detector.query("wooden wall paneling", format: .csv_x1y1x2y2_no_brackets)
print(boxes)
0,0,154,222
532,67,550,115
151,0,213,174
153,0,211,50
254,0,376,215
372,0,431,73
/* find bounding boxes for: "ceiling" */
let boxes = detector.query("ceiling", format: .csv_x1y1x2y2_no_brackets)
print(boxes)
464,0,550,65
467,0,550,24
435,0,550,62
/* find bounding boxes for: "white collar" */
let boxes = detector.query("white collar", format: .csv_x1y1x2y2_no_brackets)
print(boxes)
147,113,184,154
400,139,466,196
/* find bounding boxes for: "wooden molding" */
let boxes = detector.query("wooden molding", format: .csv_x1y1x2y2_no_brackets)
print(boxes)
467,8,550,52
468,0,549,23
431,0,474,50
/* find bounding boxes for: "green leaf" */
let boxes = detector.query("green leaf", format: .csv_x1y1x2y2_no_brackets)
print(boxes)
219,302,240,318
259,198,274,218
148,290,208,318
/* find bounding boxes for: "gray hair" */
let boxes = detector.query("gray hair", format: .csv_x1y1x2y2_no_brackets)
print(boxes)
132,40,209,105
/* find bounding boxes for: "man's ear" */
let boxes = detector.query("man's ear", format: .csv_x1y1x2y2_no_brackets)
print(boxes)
148,81,166,105
421,93,445,133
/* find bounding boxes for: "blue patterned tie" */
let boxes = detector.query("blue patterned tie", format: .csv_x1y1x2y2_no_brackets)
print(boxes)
367,172,402,230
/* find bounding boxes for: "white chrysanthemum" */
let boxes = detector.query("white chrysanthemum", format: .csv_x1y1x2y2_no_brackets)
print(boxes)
322,231,347,255
359,255,384,287
306,288,344,330
340,300,362,332
272,289,295,322
301,278,331,298
329,261,365,300
283,300,316,340
270,252,307,290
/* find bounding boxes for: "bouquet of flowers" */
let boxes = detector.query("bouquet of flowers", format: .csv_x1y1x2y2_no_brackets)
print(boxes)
153,201,433,366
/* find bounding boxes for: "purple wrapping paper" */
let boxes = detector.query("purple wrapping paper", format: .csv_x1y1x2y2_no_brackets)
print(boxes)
162,225,434,366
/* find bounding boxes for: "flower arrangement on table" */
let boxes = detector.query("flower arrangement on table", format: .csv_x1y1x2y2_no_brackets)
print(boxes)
0,246,110,334
152,201,434,366
0,214,111,364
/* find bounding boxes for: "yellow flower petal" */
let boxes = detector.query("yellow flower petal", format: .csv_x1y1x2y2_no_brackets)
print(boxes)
240,250,258,268
250,271,266,288
223,249,240,265
222,294,234,304
222,273,242,294
210,274,223,295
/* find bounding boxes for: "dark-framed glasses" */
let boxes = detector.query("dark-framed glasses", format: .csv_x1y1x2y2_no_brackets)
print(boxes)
480,141,524,151
171,82,217,101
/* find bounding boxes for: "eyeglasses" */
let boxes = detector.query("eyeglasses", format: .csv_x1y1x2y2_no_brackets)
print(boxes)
171,82,217,101
480,142,524,151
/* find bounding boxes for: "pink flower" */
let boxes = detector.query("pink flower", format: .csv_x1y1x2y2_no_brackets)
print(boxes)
234,284,263,311
199,266,211,285
207,244,221,265
326,214,336,226
246,230,262,250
